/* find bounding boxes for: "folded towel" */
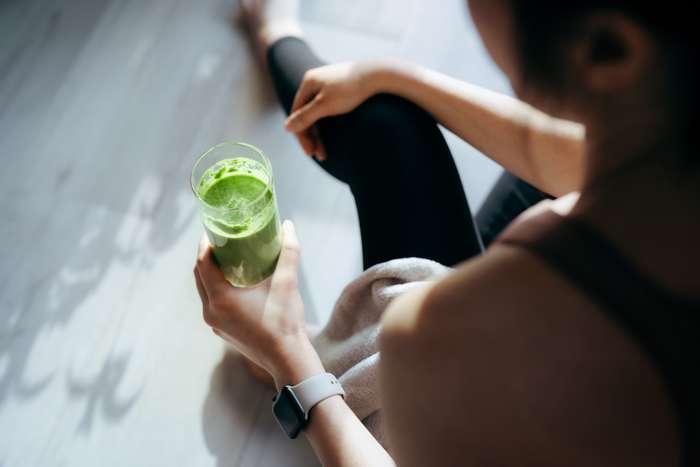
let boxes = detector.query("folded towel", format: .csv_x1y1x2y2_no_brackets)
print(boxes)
311,257,451,445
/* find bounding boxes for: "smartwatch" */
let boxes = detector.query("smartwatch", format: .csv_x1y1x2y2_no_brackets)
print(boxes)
272,372,345,439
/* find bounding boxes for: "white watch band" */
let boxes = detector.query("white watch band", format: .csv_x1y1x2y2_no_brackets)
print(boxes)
289,372,345,418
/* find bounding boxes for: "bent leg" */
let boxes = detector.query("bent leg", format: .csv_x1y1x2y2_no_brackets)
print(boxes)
475,172,548,247
267,37,482,268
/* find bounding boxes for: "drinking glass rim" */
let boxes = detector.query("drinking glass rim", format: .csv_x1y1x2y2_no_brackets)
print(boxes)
190,141,274,213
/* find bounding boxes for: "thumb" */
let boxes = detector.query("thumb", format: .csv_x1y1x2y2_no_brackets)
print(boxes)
285,96,332,133
271,220,301,290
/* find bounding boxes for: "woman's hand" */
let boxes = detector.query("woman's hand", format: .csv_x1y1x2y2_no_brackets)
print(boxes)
285,60,385,160
193,220,324,388
196,221,394,466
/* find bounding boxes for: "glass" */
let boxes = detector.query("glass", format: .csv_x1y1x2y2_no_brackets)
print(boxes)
191,142,282,287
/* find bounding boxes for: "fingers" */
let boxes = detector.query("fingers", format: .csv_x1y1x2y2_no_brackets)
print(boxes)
196,233,228,297
287,96,332,161
270,220,301,293
286,69,331,161
195,267,219,329
290,72,320,118
193,268,209,309
295,131,315,157
289,76,321,158
285,95,333,134
194,240,219,328
295,128,326,161
311,127,326,161
280,219,300,265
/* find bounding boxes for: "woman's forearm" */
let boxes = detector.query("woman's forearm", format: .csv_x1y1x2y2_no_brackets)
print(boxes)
371,60,585,196
305,396,395,467
271,338,395,467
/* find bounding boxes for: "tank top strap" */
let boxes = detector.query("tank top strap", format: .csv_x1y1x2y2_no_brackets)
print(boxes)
495,209,696,312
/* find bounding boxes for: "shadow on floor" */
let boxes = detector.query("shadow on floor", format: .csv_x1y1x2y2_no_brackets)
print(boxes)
201,349,272,467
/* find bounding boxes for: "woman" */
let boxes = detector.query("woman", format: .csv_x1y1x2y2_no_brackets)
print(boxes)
193,0,699,465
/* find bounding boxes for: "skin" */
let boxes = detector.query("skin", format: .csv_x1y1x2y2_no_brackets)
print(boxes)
195,0,700,465
286,60,585,195
194,222,394,466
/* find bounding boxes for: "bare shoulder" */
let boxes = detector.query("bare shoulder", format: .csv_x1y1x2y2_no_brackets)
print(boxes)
379,245,680,467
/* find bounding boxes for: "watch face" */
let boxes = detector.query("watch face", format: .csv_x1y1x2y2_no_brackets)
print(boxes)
272,387,305,439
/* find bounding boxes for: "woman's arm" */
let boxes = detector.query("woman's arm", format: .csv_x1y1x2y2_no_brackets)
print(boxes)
194,222,394,467
372,61,585,196
285,61,585,196
306,397,394,467
269,340,395,467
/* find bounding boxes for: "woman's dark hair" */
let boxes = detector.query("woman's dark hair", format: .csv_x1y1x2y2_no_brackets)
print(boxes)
509,1,698,158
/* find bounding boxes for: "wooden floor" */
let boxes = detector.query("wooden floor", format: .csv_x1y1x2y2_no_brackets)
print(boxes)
0,0,510,465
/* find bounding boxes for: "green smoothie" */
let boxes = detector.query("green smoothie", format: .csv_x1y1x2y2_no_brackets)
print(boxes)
196,157,281,287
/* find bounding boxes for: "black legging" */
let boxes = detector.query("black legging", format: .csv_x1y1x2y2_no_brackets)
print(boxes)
267,37,546,269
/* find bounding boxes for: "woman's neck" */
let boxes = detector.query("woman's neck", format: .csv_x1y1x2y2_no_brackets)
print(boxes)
580,116,686,193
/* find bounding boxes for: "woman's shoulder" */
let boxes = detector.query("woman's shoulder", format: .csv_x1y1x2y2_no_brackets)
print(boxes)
379,244,681,466
380,226,591,341
401,248,600,349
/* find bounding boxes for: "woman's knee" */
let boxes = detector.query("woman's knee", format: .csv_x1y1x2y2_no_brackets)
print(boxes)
321,94,440,156
315,93,446,181
354,94,437,140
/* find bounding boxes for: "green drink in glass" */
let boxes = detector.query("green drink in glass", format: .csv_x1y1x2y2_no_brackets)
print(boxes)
191,142,282,287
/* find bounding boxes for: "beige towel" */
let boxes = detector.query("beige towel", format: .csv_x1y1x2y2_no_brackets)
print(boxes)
311,257,451,445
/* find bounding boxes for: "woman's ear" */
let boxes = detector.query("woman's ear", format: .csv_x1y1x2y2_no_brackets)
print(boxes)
569,13,655,93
